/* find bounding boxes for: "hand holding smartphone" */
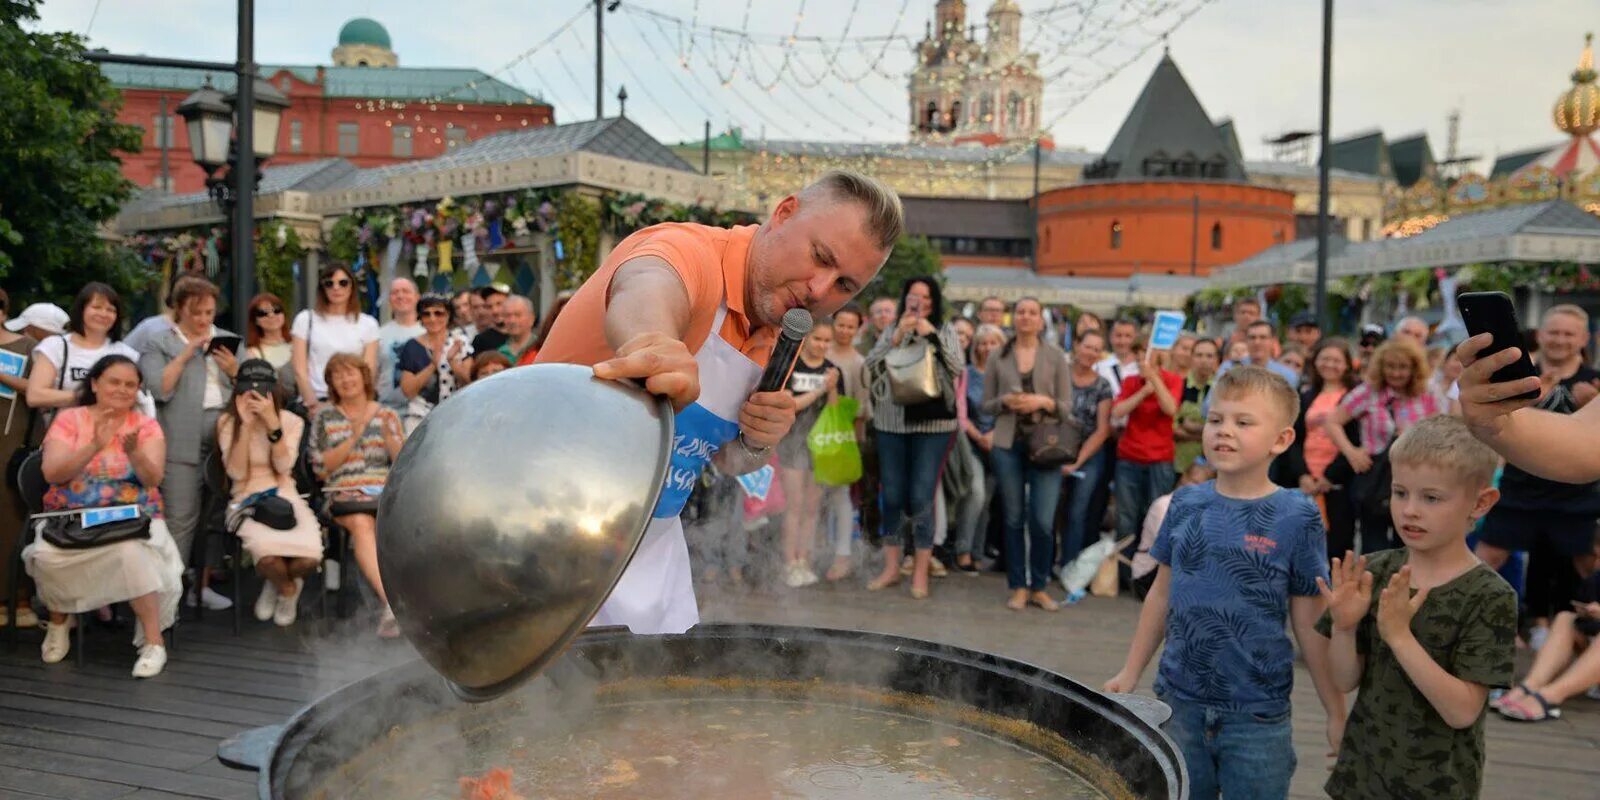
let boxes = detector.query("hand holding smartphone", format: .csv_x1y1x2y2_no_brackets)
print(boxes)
1457,292,1540,403
207,334,243,355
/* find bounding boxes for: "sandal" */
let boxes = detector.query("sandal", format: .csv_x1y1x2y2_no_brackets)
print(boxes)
866,575,901,592
1029,592,1061,612
1006,590,1028,611
1498,689,1562,722
1490,683,1529,712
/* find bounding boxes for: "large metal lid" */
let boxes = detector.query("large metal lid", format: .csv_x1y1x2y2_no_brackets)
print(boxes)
377,364,673,701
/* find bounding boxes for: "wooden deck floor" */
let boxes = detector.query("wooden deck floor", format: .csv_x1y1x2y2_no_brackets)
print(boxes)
1,570,1597,799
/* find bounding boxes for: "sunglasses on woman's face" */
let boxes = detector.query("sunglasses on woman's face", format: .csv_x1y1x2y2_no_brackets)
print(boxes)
322,278,351,288
421,309,449,318
252,306,284,318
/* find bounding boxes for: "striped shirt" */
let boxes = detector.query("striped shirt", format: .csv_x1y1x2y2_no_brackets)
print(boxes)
1338,382,1448,454
863,322,965,434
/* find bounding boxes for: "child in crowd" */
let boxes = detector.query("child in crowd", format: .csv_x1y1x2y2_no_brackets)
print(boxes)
1317,414,1517,798
1129,461,1216,601
1110,344,1182,580
1105,366,1344,800
777,318,838,588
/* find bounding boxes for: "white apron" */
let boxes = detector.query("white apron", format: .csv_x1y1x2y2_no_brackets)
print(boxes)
590,303,761,633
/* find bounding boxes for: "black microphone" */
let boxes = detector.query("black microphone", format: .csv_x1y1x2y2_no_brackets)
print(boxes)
755,308,813,393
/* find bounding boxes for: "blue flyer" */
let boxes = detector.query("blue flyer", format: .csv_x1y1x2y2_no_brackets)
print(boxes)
1148,311,1186,351
82,505,141,528
0,349,23,400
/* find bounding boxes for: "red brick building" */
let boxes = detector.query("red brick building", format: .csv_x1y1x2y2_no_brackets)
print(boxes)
1037,181,1294,278
103,18,555,193
1037,55,1294,279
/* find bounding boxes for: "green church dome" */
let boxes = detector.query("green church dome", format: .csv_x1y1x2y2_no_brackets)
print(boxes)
338,18,391,50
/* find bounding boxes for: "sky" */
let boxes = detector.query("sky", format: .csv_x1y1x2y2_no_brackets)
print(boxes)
31,0,1596,170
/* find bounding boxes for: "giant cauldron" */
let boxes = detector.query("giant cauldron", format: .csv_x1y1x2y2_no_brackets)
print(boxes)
221,625,1188,799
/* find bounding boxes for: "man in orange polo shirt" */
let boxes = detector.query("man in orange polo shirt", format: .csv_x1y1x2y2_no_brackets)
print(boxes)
536,170,903,633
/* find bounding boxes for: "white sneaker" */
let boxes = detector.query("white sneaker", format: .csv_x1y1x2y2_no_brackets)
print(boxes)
200,586,233,611
273,579,303,627
783,562,807,589
323,559,341,592
41,620,71,664
798,565,820,587
132,644,167,678
254,584,278,622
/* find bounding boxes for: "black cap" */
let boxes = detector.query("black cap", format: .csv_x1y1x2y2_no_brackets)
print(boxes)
235,358,278,395
1289,311,1319,329
1359,323,1386,344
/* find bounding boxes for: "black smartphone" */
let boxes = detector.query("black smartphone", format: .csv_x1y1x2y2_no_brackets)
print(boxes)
207,334,242,355
1457,291,1540,402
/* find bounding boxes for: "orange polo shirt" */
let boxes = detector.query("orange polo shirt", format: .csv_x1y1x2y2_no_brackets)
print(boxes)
534,223,773,369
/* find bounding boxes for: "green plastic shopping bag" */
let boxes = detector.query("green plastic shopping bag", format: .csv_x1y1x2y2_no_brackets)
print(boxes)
807,396,862,486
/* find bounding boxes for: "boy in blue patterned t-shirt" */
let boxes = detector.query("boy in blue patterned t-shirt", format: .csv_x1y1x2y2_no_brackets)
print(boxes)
1105,365,1346,800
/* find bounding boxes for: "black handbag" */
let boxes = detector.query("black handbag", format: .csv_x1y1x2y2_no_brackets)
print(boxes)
1023,413,1084,468
38,508,152,550
1021,372,1081,468
232,489,298,531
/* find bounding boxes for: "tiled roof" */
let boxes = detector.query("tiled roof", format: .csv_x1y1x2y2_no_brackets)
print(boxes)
1490,144,1560,177
1403,199,1600,243
1387,133,1436,187
1325,130,1390,179
341,117,695,190
1087,55,1248,181
98,62,543,105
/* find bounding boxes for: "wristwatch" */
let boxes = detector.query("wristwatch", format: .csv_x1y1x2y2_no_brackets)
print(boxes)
267,428,284,444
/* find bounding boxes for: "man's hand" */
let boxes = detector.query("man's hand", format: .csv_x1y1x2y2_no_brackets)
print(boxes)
593,332,701,411
1455,333,1543,438
1573,379,1600,409
738,391,797,450
1376,565,1429,646
1316,551,1373,632
1345,447,1373,474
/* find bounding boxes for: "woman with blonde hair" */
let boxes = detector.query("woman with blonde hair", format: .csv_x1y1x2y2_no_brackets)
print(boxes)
1324,338,1447,552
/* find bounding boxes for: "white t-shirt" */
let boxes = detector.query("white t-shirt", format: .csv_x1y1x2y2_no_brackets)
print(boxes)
377,320,425,409
291,310,380,398
35,335,141,395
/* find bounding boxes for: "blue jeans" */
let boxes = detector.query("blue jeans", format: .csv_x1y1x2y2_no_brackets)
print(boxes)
875,430,950,551
1160,697,1297,800
1057,449,1107,568
990,440,1062,590
1115,460,1174,543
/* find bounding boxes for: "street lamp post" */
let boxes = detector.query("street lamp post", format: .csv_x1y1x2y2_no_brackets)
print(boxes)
83,0,285,334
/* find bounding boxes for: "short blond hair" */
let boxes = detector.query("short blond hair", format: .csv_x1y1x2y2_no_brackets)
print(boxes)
1388,415,1499,489
1211,365,1300,426
1544,303,1589,327
799,170,904,250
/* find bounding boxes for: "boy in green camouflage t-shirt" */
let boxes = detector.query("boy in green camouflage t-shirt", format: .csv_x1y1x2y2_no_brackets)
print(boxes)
1316,415,1517,799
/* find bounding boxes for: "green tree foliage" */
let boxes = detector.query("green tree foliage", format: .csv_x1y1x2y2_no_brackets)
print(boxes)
0,0,146,302
863,234,943,304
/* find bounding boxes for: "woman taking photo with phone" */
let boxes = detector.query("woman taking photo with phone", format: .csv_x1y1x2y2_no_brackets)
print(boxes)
139,278,238,610
218,360,323,628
